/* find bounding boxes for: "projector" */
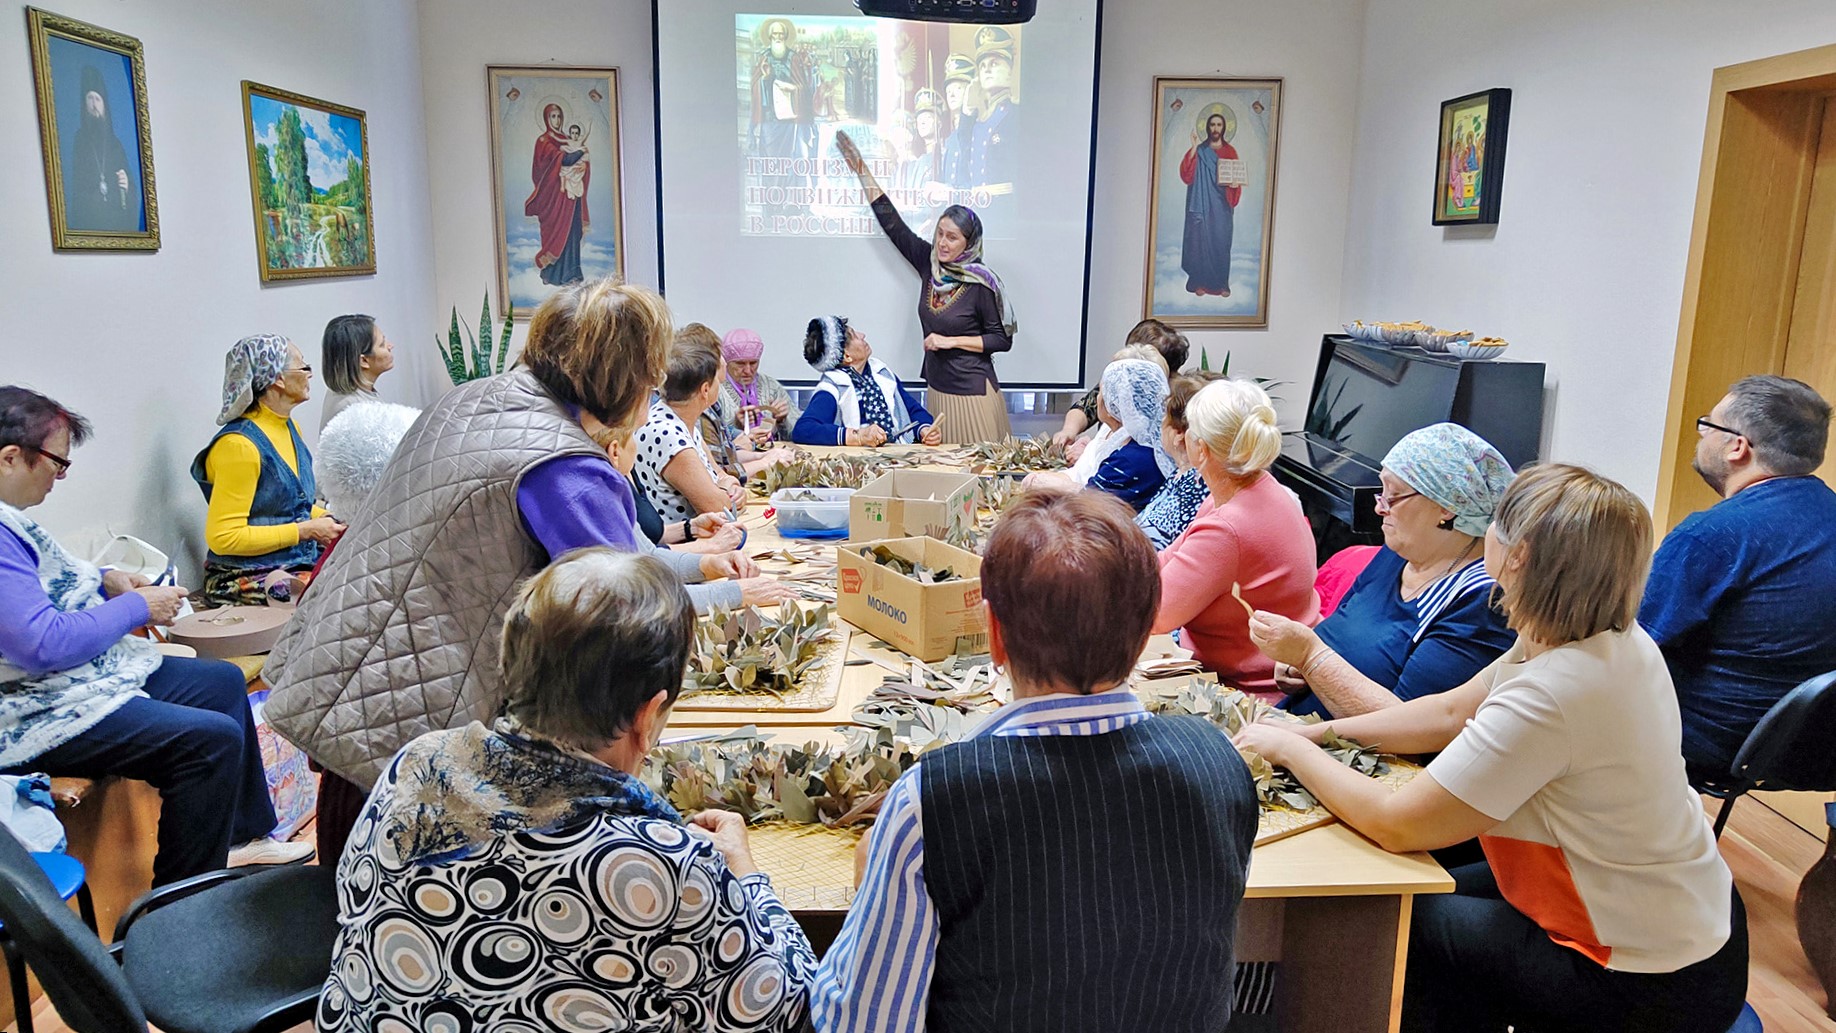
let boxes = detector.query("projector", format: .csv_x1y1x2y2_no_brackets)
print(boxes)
855,0,1037,25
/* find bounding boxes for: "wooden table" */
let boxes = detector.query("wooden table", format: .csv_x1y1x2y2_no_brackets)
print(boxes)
679,446,1453,1033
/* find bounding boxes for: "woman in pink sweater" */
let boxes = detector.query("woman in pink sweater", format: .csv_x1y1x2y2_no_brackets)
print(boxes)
1153,379,1319,693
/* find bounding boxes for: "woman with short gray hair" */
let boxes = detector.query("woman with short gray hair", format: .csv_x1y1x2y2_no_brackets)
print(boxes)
318,547,816,1033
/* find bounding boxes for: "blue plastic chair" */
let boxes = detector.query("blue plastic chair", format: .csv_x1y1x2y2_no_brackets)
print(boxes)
0,851,96,1033
1728,1001,1764,1032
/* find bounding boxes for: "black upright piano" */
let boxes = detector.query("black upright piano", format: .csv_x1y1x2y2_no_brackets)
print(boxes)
1273,334,1546,556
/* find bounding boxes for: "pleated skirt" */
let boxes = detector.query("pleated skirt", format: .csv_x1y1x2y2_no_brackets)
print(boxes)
926,380,1011,444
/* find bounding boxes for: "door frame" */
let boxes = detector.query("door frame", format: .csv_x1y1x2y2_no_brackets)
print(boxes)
1656,43,1836,531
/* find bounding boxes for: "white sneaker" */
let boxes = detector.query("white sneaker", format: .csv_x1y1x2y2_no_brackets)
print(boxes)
227,838,316,867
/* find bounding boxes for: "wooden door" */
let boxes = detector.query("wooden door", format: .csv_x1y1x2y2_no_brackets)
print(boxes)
1783,98,1836,488
1657,43,1836,531
1662,49,1836,836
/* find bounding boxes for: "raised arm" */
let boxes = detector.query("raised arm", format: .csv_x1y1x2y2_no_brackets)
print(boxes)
839,131,931,275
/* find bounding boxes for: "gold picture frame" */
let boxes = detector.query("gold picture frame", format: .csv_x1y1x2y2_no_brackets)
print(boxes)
26,7,159,251
1142,76,1283,329
486,66,625,319
240,81,376,282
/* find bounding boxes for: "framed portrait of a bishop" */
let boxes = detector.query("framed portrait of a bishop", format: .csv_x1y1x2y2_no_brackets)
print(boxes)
26,7,160,251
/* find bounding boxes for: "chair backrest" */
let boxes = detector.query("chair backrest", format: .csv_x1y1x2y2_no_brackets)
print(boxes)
1731,670,1836,792
0,827,145,1033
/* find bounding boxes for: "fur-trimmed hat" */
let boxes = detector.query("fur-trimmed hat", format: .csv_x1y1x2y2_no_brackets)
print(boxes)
803,316,848,373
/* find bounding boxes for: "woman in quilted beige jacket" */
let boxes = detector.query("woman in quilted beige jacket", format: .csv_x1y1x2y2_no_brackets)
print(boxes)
264,279,783,863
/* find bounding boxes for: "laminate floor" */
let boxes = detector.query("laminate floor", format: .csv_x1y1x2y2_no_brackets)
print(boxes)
22,802,1836,1033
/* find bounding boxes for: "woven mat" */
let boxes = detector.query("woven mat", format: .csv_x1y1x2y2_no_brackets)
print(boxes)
675,616,852,713
748,759,1426,910
1253,756,1423,846
748,822,864,910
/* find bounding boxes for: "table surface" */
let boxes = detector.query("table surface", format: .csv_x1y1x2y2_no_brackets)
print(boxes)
679,444,1452,900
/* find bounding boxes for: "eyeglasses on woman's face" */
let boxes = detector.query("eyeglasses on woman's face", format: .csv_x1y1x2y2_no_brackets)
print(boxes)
29,446,71,474
1372,488,1421,514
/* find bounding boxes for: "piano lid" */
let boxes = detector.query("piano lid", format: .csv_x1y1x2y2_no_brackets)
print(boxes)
1302,341,1462,467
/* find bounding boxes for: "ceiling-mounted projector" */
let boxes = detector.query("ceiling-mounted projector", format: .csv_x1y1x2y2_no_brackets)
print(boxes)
855,0,1037,25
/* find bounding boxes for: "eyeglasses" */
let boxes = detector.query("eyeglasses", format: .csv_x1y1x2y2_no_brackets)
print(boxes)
1695,416,1744,439
29,446,71,473
1372,489,1420,513
287,365,313,375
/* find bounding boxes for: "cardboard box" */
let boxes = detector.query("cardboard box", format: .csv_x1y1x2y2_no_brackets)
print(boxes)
836,537,988,661
848,470,981,543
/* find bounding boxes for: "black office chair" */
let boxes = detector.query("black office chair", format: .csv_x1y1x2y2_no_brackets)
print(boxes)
1698,670,1836,839
0,825,339,1033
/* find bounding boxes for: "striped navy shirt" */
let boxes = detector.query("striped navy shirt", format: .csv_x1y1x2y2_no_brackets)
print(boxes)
810,687,1151,1033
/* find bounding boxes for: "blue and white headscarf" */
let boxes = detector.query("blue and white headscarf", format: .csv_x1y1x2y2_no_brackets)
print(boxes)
1383,423,1515,537
217,333,290,425
1101,359,1175,478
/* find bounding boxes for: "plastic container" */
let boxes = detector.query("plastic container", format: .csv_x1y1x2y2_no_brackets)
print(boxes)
771,487,854,539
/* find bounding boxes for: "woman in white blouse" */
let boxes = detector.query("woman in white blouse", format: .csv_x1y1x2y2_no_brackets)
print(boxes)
1235,463,1747,1033
318,547,815,1033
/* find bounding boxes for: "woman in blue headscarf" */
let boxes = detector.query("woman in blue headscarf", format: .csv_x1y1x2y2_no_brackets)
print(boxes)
190,335,344,606
1249,423,1518,719
837,131,1016,444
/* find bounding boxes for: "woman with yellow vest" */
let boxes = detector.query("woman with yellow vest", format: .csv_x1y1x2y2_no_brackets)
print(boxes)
190,334,344,607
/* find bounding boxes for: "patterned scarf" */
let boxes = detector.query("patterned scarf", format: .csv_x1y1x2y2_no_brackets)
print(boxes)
846,363,895,437
930,233,1018,335
1383,423,1515,537
379,716,682,867
216,334,290,426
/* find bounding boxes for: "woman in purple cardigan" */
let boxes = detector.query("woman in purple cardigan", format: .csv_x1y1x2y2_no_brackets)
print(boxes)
0,386,309,882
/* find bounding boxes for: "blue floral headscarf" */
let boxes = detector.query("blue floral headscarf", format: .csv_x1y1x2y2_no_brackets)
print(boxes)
216,334,290,425
1101,359,1175,478
1383,423,1515,537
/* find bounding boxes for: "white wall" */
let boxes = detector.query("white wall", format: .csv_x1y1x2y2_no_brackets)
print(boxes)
415,0,1365,411
1340,0,1836,499
1,0,436,579
416,0,658,371
1088,0,1367,411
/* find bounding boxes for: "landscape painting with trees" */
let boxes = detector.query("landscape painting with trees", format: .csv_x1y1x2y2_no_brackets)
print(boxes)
240,81,374,281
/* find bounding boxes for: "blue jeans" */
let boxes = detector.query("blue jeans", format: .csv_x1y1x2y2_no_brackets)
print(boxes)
6,657,278,885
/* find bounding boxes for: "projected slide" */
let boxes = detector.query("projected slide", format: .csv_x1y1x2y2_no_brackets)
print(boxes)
658,2,1099,387
737,16,1023,238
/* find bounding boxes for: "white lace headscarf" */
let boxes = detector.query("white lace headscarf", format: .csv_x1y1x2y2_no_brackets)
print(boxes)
1100,359,1175,478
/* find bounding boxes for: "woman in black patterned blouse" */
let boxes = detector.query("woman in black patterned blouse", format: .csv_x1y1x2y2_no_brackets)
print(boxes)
837,130,1016,444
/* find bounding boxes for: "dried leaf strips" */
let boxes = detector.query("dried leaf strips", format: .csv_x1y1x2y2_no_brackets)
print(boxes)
643,729,920,829
1138,678,1390,811
861,544,962,583
684,602,836,697
852,641,1002,744
752,449,915,496
652,679,1392,833
956,435,1069,474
